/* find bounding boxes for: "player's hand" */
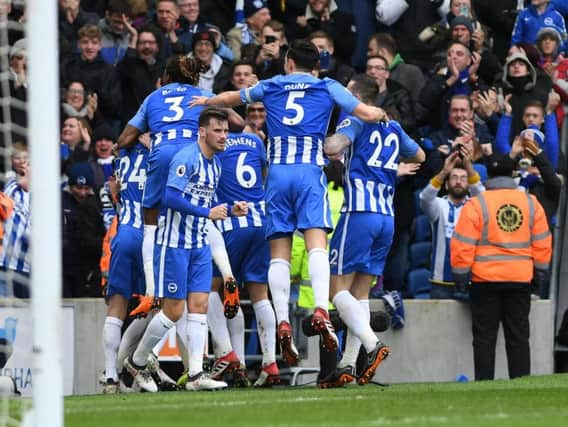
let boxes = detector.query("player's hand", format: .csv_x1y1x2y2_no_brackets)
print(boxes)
138,132,151,149
189,96,209,107
231,201,249,217
397,162,421,177
209,204,228,220
129,296,160,318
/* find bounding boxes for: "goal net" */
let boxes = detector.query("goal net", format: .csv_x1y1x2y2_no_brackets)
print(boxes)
1,1,62,426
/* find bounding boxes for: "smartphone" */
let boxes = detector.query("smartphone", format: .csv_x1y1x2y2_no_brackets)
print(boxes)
265,35,277,44
319,50,330,70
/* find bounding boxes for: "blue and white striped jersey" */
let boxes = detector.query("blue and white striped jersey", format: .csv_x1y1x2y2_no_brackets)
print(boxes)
241,74,360,166
215,132,267,232
419,181,484,284
156,143,221,249
128,83,212,148
116,143,149,229
0,178,30,273
337,118,420,215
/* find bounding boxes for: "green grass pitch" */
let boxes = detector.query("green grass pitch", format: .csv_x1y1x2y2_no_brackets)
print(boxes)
63,374,568,427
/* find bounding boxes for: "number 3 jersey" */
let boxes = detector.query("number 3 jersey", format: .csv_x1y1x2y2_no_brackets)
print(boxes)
241,74,359,166
214,132,267,232
128,82,212,147
336,118,420,215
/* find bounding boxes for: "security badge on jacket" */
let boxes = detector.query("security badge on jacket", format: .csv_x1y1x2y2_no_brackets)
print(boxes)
496,203,524,232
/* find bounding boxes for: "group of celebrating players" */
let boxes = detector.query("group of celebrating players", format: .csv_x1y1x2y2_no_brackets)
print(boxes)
100,38,425,393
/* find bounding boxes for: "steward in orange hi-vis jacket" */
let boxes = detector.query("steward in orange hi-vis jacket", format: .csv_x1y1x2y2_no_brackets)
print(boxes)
450,154,552,381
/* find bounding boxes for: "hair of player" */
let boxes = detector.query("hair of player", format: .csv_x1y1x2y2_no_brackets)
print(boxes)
324,160,344,190
164,55,205,86
349,74,379,105
78,24,102,41
286,39,320,72
308,30,334,48
199,107,229,128
524,100,545,114
369,33,397,56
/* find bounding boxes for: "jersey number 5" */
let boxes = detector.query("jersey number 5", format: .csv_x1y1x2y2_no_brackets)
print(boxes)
282,91,305,125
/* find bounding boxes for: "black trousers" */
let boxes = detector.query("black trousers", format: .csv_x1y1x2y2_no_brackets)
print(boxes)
470,282,531,380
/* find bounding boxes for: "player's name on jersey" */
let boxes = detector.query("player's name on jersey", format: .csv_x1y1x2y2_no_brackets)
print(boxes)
184,183,215,198
284,82,311,90
225,135,258,148
161,86,190,95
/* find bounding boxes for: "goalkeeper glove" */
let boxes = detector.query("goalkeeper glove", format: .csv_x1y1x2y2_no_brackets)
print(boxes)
129,295,160,318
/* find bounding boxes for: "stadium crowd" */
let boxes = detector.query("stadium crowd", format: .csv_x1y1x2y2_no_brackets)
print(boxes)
0,0,563,388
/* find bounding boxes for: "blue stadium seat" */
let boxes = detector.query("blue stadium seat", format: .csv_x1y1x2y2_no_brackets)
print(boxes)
413,214,431,243
408,241,431,270
407,268,432,299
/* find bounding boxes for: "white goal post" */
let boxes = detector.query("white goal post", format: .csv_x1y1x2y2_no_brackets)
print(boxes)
28,1,63,426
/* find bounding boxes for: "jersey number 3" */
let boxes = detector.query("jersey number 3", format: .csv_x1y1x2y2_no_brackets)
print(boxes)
162,96,184,122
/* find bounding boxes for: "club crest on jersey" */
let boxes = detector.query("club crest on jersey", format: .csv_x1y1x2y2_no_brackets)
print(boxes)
168,282,178,293
336,118,351,130
176,165,186,177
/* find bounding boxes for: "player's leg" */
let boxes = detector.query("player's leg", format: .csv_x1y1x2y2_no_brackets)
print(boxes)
184,246,227,391
123,245,188,391
206,222,240,318
102,227,144,393
208,276,240,380
295,165,337,351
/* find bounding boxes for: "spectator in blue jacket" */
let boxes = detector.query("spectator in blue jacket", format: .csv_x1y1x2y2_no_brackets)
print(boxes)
511,0,567,50
97,0,132,66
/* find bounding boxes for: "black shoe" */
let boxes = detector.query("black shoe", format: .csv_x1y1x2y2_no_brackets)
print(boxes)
358,341,390,385
318,365,355,389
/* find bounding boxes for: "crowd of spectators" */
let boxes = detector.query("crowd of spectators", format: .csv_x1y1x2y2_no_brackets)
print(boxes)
0,0,566,301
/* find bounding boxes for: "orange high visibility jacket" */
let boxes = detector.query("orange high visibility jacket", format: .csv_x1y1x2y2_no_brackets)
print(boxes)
451,178,552,283
100,215,118,291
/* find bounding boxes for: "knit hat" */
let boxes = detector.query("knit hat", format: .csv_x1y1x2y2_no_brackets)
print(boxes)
68,162,94,187
92,123,117,143
9,38,26,59
450,16,474,34
520,125,545,148
486,153,516,178
192,29,217,51
244,0,267,19
537,26,562,44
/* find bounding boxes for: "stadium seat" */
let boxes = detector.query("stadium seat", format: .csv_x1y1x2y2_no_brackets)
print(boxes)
408,241,431,270
407,268,432,299
413,214,431,243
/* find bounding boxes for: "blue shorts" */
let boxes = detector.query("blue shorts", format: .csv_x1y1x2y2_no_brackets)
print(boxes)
212,227,270,284
107,226,145,298
154,245,212,299
265,164,332,240
329,212,394,276
142,141,188,209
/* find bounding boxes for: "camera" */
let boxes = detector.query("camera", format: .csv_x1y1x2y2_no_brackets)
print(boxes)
265,35,277,44
451,143,464,159
319,50,330,70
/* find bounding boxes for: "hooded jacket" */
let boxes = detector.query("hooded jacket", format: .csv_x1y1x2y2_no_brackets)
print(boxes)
511,3,567,47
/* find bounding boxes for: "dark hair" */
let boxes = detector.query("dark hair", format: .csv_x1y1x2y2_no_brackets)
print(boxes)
198,107,229,127
264,19,285,35
137,24,163,52
324,160,344,190
231,60,254,74
368,33,397,56
163,55,205,85
286,39,319,72
348,74,379,105
106,0,131,15
523,100,545,114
